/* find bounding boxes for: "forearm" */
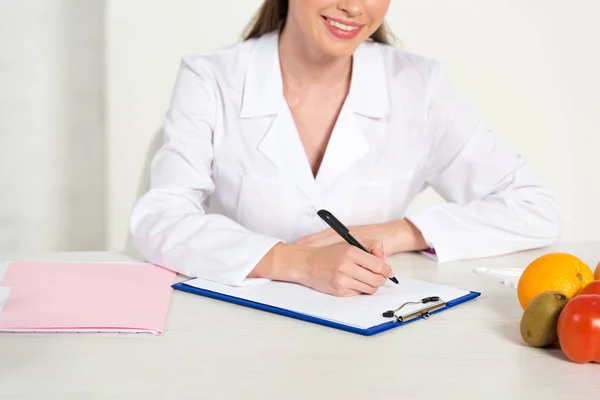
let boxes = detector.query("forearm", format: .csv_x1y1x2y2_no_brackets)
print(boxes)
385,218,430,255
405,193,562,263
131,193,283,286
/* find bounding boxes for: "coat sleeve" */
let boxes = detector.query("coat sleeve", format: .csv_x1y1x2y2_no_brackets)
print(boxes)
406,64,563,263
129,58,282,286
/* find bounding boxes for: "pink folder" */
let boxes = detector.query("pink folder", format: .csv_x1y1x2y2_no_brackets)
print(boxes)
0,261,176,334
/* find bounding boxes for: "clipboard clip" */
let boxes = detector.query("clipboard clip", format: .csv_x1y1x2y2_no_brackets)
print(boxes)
382,296,446,323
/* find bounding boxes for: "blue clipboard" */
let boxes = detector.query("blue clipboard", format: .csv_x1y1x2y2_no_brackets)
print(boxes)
172,280,481,336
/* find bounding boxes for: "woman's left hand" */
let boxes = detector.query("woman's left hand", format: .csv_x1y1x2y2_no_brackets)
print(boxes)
296,219,429,256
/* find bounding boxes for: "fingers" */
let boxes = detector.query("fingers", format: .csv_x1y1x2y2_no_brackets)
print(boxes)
361,239,397,280
340,261,387,290
365,239,385,258
345,278,380,295
330,248,391,297
332,270,380,296
347,245,393,279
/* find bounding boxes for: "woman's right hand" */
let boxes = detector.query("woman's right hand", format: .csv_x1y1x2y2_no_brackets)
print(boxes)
294,239,394,297
251,240,394,297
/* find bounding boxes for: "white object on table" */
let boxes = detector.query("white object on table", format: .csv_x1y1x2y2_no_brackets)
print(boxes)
473,267,525,288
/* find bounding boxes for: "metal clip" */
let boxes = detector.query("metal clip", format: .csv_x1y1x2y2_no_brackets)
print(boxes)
382,297,445,323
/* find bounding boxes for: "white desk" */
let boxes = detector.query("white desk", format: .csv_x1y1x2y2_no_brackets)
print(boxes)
0,243,598,399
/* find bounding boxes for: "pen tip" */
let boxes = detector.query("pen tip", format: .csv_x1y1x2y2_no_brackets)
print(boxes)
390,277,399,284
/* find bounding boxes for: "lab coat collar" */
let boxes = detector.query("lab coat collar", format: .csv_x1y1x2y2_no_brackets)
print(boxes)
240,30,390,118
243,31,389,203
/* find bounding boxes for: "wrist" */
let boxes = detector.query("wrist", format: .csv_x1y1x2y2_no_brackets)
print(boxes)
251,242,312,285
387,218,429,253
274,242,313,285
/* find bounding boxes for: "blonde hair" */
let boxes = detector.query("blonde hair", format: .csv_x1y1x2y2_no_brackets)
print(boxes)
242,0,394,44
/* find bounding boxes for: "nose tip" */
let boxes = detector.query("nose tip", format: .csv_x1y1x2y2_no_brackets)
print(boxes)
337,0,363,16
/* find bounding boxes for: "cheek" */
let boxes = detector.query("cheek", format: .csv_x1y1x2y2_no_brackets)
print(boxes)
293,0,335,17
289,0,329,30
365,0,391,24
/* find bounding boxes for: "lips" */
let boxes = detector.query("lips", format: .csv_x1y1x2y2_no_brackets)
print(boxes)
322,16,364,40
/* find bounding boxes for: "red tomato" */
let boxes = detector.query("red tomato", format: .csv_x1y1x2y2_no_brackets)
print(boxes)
579,280,600,296
557,294,600,363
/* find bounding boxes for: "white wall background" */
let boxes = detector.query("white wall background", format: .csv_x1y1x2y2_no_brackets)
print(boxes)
0,1,104,255
2,1,599,255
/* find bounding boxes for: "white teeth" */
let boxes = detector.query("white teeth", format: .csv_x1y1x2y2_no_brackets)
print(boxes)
327,18,360,32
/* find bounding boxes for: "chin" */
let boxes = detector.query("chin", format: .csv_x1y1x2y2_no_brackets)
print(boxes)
319,42,359,58
315,34,367,58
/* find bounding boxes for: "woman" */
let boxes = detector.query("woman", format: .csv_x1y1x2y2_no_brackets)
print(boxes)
130,0,562,297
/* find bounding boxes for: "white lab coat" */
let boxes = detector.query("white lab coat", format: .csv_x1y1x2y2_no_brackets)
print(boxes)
130,30,562,286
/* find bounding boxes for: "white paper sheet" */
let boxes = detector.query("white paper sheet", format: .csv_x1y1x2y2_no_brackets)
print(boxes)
182,277,472,329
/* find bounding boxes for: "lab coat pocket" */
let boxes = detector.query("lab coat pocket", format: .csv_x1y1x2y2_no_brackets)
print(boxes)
337,181,391,226
339,168,420,226
237,174,307,242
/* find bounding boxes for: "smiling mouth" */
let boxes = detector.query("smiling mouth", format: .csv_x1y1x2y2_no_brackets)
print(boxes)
323,16,362,32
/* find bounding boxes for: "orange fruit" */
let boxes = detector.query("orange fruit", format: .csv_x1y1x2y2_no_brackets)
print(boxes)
517,253,594,310
595,262,600,280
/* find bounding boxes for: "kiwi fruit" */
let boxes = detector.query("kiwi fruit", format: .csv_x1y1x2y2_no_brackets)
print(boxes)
520,290,569,347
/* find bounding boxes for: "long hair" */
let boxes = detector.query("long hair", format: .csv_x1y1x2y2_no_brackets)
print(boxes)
242,0,394,44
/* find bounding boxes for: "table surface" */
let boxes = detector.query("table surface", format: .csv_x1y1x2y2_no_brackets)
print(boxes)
0,243,598,399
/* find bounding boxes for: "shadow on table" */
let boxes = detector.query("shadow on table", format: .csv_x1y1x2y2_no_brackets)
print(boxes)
478,285,526,346
492,304,571,362
495,320,524,345
545,345,571,362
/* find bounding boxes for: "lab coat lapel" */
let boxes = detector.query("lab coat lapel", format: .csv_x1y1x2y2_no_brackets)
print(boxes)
240,32,317,203
315,42,390,186
240,32,390,200
314,104,369,185
257,109,318,202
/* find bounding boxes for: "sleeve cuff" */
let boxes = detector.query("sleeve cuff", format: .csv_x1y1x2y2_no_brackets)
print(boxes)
405,206,462,263
419,247,439,261
230,236,285,287
197,234,284,287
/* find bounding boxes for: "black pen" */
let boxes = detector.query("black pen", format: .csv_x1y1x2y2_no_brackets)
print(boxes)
317,209,399,284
